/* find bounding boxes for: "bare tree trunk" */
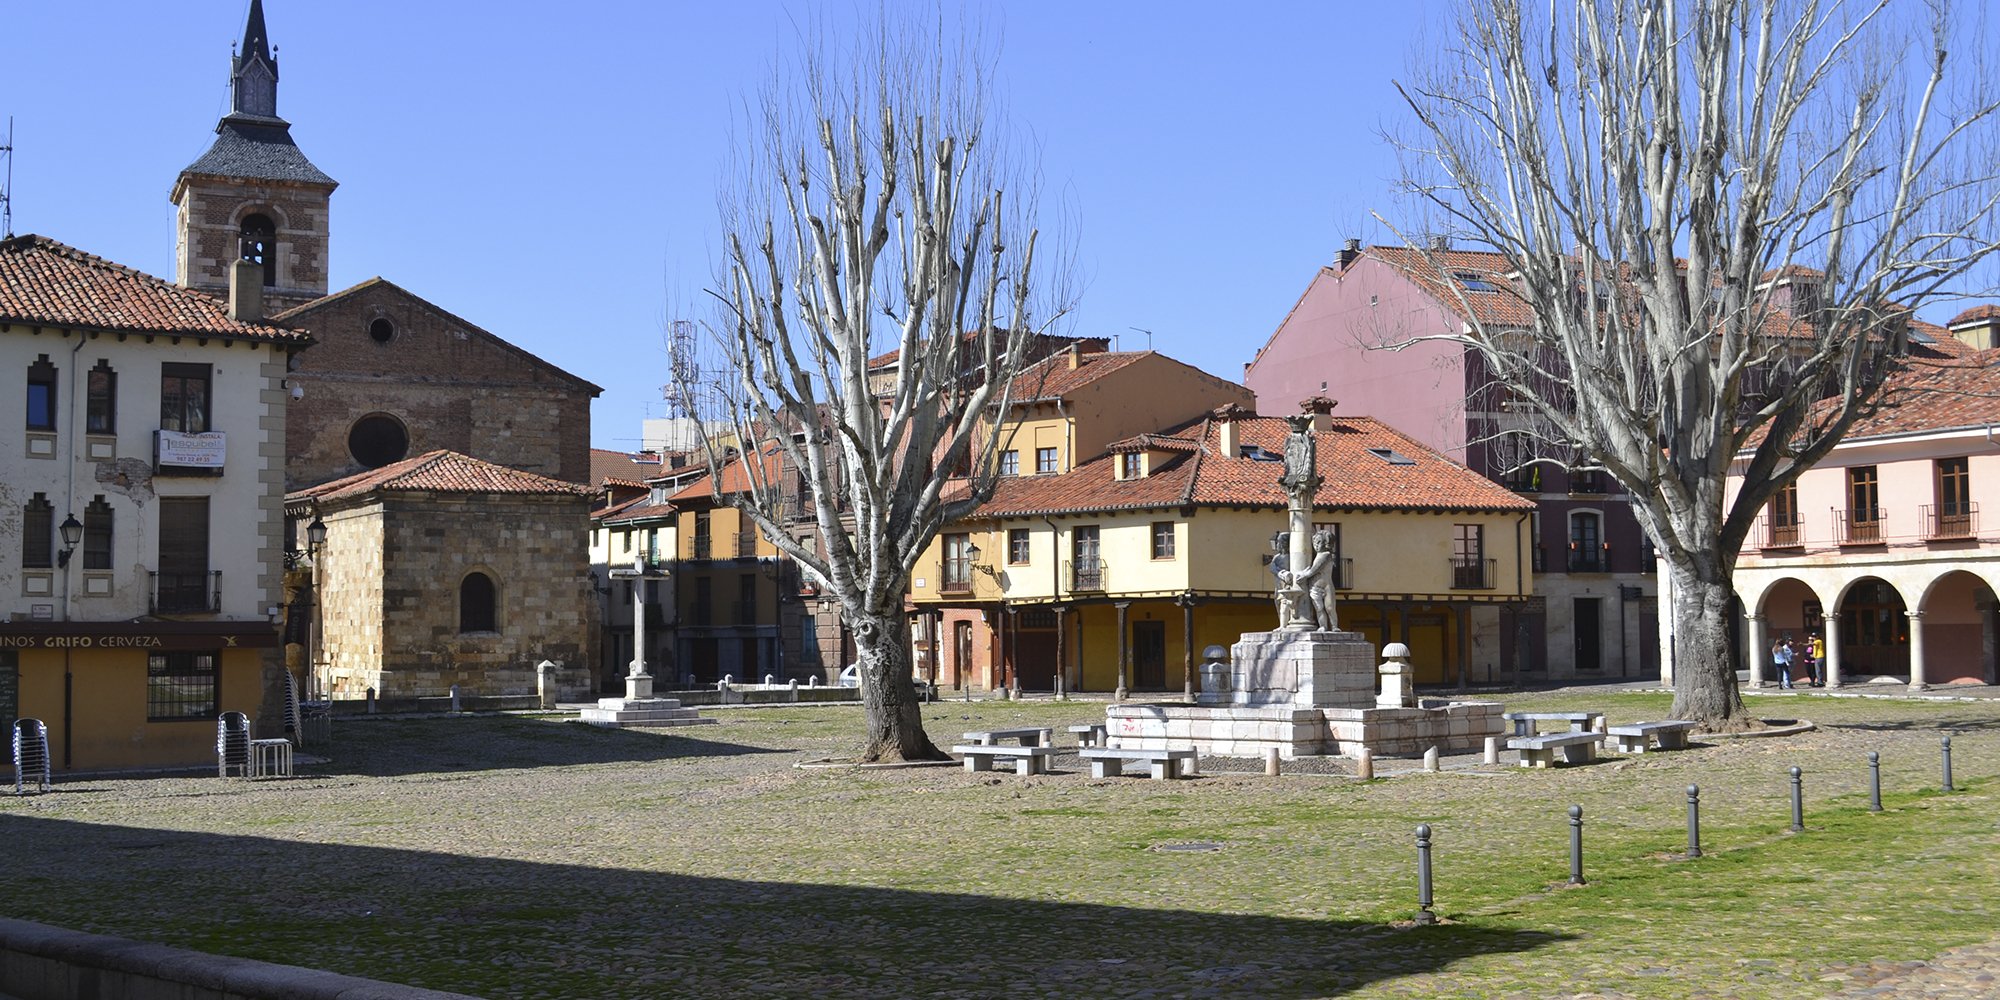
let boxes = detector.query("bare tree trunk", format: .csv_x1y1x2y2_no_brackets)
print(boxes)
850,611,941,762
1667,556,1747,727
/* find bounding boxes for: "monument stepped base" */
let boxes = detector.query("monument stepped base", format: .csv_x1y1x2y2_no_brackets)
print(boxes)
1105,699,1503,760
576,697,717,729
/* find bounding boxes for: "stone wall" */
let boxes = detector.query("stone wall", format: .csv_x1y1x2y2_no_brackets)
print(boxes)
367,493,596,700
281,283,594,489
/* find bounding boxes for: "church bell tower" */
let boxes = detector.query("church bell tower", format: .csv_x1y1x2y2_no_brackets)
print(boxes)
171,0,336,317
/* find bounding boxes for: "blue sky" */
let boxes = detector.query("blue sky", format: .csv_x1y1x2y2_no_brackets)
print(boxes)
9,2,1438,450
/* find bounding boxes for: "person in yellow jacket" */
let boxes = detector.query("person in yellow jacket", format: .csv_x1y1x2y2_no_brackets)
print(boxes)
1807,633,1826,687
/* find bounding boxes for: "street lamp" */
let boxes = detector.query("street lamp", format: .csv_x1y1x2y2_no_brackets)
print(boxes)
56,514,83,567
305,513,327,700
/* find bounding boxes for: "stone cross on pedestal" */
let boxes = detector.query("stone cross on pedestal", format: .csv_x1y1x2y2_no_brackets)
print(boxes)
608,556,654,701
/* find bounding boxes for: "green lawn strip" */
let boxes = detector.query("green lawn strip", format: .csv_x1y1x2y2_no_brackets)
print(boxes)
1401,788,2000,999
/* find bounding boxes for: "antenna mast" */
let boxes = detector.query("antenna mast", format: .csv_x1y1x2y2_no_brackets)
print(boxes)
1,117,14,239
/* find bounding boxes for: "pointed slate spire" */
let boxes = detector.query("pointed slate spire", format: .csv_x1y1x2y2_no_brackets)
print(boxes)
232,0,279,118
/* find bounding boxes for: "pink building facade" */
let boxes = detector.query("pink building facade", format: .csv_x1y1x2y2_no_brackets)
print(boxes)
1246,244,1659,681
1717,331,2000,689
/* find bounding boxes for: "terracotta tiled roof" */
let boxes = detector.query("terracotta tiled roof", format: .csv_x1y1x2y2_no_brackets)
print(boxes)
592,494,653,522
1949,304,2000,327
1369,246,1539,327
287,450,594,502
1108,433,1201,454
969,412,1533,519
0,234,309,344
598,499,677,525
590,448,663,488
667,446,791,502
1828,352,2000,441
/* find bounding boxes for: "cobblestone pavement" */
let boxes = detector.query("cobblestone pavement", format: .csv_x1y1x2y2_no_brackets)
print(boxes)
1820,936,2000,998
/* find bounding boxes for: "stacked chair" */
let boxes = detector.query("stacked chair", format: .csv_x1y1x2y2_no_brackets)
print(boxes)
13,718,51,795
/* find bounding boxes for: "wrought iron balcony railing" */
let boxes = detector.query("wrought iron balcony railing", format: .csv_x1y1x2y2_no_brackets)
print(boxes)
1923,502,1978,540
150,570,221,614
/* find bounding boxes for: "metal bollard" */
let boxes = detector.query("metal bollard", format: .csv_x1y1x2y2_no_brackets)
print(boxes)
365,687,376,714
1942,735,1954,793
1414,824,1437,925
449,684,461,714
1868,751,1883,811
1356,748,1375,781
1265,747,1281,777
1685,784,1702,859
1568,805,1585,886
1789,766,1804,832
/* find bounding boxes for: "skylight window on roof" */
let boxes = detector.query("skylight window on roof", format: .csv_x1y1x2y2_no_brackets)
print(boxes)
1367,447,1417,466
1240,446,1283,462
1454,271,1497,293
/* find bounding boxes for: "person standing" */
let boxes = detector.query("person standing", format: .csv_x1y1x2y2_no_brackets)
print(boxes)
1809,633,1827,686
1773,635,1796,689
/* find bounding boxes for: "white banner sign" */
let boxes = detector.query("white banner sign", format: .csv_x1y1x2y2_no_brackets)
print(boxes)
157,430,227,468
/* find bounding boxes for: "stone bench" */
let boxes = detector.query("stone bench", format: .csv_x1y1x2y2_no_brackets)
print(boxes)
1603,720,1698,754
1078,747,1197,780
1068,723,1108,748
1508,731,1601,768
961,727,1053,747
954,744,1056,776
1502,711,1604,737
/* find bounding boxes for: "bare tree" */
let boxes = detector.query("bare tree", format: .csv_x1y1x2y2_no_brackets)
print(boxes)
675,14,1066,761
1390,0,2000,725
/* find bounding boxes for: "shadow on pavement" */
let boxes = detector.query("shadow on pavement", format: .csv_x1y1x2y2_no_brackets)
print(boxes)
307,713,790,778
0,813,1566,999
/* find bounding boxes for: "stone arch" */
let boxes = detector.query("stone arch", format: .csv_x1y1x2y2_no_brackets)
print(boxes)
1915,569,1999,686
458,569,501,634
1831,575,1910,681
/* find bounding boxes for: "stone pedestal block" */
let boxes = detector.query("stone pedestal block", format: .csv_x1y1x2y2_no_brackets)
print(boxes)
1229,629,1377,709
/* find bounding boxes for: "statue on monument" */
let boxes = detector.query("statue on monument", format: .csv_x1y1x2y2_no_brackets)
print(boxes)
1269,531,1300,627
1276,407,1325,630
1290,528,1339,631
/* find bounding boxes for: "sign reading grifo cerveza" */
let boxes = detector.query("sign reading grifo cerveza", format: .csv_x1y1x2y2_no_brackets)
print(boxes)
0,621,279,651
156,430,227,467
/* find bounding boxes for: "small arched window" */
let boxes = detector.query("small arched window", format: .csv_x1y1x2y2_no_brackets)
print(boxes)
239,213,276,287
459,572,497,633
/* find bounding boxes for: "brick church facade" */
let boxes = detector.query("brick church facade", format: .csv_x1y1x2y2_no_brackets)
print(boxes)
175,1,601,700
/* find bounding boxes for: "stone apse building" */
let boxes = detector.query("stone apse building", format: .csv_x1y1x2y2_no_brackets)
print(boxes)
176,2,601,699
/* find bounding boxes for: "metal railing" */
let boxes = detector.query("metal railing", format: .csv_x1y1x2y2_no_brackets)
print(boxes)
1568,470,1609,494
1923,502,1978,540
1836,507,1887,545
1335,557,1354,590
150,570,220,613
1066,558,1108,592
939,566,974,594
734,531,758,558
1448,557,1496,590
1567,544,1610,573
1761,516,1803,549
691,533,712,559
1498,467,1542,493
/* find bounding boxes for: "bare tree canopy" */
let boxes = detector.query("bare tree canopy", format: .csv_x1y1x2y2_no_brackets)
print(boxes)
675,12,1069,761
1391,0,2000,724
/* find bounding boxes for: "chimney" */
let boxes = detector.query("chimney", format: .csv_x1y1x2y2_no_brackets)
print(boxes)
1214,404,1244,457
1302,395,1338,433
1067,343,1083,369
1427,234,1451,253
1337,238,1362,269
228,258,263,322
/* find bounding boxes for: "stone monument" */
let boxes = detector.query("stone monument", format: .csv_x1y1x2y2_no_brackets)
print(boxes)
578,557,716,730
1111,397,1503,758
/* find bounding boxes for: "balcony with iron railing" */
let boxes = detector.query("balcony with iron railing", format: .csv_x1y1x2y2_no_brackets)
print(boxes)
1334,557,1354,590
1923,502,1978,541
734,530,759,559
150,570,221,614
1836,507,1887,546
1568,469,1609,494
939,561,975,595
1497,466,1542,493
1760,516,1804,550
1448,557,1496,590
691,532,712,560
1567,543,1611,573
1066,558,1108,592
